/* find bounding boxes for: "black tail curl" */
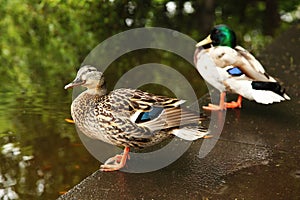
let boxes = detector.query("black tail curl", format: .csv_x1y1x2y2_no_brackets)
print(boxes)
251,81,286,97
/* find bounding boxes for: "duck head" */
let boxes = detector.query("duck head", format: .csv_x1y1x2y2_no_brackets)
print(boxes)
64,65,106,94
196,24,237,48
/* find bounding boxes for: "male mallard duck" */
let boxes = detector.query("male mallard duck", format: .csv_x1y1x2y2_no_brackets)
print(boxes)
194,24,290,110
64,65,208,171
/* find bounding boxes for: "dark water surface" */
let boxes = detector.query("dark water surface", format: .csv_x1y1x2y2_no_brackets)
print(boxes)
0,90,98,199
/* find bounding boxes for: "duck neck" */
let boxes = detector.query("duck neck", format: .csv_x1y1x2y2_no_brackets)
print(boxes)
86,87,107,96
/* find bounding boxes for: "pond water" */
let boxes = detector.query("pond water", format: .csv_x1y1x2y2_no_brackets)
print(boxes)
0,90,99,199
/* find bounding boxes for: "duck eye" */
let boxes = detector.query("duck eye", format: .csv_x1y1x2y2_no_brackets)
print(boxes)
87,68,96,73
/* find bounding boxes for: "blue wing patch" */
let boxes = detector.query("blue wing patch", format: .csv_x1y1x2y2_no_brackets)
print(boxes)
227,67,243,76
140,112,150,121
137,107,164,123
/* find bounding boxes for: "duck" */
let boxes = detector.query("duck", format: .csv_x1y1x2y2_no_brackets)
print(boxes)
194,24,290,111
64,65,208,171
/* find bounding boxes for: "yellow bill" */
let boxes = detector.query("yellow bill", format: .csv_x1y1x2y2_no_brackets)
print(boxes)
196,35,212,47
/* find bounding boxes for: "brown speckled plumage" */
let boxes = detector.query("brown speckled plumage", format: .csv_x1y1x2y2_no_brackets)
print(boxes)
65,65,208,171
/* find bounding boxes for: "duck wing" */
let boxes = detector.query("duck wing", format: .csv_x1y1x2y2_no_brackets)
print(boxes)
209,46,273,82
127,89,205,132
235,46,276,82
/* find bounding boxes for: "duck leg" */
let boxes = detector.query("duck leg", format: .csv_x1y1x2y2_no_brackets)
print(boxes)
203,92,227,111
225,95,242,109
100,147,130,172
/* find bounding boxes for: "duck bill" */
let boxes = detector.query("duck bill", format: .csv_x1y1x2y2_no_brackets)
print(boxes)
195,35,212,47
64,79,86,89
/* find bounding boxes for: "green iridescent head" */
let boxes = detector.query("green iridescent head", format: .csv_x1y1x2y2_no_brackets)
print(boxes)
210,25,236,48
196,24,237,48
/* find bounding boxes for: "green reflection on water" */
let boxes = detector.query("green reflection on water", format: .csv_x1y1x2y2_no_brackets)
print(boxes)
0,90,98,199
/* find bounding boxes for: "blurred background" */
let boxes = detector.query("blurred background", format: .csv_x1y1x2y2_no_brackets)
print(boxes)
0,0,299,199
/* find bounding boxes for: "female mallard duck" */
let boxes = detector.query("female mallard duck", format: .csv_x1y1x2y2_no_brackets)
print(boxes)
194,24,290,111
64,65,208,171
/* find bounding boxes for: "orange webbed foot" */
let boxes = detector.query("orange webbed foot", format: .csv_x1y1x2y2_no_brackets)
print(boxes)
100,147,130,172
202,92,227,111
225,95,242,109
202,103,226,111
203,94,242,110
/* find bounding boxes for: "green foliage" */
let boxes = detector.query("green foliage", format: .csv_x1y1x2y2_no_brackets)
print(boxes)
0,0,298,93
1,1,95,91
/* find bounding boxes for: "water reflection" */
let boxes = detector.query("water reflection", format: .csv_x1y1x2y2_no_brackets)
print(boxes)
0,138,32,200
0,90,97,199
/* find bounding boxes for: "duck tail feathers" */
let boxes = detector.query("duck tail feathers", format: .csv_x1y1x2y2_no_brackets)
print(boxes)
251,81,290,102
283,93,291,101
172,127,209,141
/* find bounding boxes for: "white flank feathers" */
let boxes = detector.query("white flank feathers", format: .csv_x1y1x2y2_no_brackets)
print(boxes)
173,99,186,107
172,128,209,141
283,93,291,100
225,79,288,104
129,110,142,123
252,90,285,104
